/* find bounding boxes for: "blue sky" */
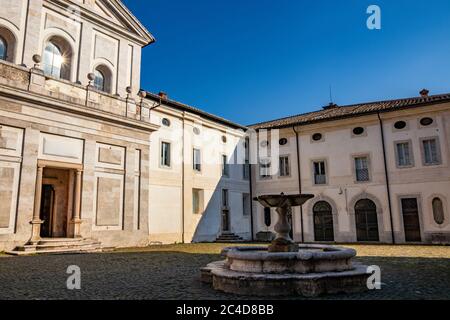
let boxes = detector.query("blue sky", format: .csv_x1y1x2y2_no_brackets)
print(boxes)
123,0,450,125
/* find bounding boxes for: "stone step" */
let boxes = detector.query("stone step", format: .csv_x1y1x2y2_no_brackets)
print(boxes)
216,233,244,243
6,246,103,256
5,238,104,256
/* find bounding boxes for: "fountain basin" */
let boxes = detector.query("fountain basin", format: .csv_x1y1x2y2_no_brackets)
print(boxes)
224,245,356,274
202,260,370,297
201,244,371,297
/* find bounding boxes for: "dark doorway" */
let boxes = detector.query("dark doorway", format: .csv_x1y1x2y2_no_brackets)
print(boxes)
355,199,379,242
40,185,55,238
401,198,422,242
313,201,334,242
221,189,230,232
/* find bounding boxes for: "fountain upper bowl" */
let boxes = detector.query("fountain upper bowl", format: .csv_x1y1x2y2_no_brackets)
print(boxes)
253,194,315,208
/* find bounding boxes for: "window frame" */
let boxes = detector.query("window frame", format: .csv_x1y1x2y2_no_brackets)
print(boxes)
43,41,64,78
259,157,272,180
222,189,229,208
242,193,251,217
160,140,172,169
353,155,371,183
420,136,442,166
193,148,202,173
0,35,7,61
312,159,328,185
192,188,204,215
93,69,105,92
279,155,291,178
394,140,415,168
221,154,229,177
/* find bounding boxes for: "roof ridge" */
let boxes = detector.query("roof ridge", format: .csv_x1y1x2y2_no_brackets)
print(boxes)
145,91,247,130
249,92,450,128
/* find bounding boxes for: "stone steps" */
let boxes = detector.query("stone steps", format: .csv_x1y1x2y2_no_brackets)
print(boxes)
6,238,104,256
216,233,244,243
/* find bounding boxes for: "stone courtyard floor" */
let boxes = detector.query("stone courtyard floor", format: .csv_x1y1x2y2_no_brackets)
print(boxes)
0,244,449,300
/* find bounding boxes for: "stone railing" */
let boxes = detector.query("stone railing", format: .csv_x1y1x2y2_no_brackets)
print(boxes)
0,60,154,124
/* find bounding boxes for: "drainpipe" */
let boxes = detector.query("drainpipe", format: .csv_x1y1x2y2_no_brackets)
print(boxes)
181,114,186,244
377,112,396,244
293,126,304,243
248,137,255,241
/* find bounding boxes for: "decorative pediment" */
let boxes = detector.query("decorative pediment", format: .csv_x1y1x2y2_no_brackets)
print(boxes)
47,0,155,45
95,0,154,45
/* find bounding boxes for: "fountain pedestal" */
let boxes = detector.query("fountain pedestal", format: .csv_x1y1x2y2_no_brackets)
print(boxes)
269,206,298,253
201,193,372,297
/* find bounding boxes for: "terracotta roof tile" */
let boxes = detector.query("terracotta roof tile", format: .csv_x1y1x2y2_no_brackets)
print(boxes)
249,93,450,130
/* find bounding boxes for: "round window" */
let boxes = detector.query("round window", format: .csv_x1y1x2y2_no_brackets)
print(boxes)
420,117,434,126
162,118,171,127
193,127,200,135
260,140,269,147
394,121,407,130
279,138,288,146
312,133,323,141
222,135,227,143
353,127,365,135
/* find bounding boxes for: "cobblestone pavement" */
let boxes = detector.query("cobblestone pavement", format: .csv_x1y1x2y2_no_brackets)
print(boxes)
0,244,449,300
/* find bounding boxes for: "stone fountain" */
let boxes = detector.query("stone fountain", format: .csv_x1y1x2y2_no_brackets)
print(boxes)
201,193,372,297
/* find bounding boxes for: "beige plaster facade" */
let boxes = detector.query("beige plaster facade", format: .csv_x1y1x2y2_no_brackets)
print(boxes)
251,104,450,244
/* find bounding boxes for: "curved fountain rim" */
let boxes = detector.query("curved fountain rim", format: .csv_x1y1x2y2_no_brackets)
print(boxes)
223,245,356,261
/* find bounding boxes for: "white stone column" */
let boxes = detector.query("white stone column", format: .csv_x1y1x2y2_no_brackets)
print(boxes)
28,165,44,244
72,169,83,238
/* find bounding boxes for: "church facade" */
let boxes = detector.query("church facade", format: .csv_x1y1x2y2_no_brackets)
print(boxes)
0,0,448,253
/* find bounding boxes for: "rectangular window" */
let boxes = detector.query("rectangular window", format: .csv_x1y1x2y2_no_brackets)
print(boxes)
259,158,272,179
313,161,326,185
396,142,412,167
161,142,171,167
422,138,441,165
193,148,201,172
222,189,229,208
279,156,290,177
243,139,250,180
242,193,251,216
222,155,229,177
355,157,370,182
243,162,250,180
192,189,203,214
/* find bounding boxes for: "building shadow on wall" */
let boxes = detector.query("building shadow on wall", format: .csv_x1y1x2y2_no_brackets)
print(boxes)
190,144,253,243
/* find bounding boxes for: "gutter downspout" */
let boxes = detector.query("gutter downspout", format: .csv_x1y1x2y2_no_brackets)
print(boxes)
377,112,396,244
293,126,304,243
247,137,255,241
181,113,186,244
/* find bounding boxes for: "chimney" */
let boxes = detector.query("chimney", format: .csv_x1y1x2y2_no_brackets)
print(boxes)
158,91,168,100
323,102,339,110
420,89,429,98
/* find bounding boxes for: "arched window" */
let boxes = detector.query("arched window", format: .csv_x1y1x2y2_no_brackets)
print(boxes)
43,37,72,80
43,42,63,78
94,69,105,92
0,35,7,60
355,199,379,242
432,198,445,225
93,65,112,93
0,27,17,63
313,201,334,242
